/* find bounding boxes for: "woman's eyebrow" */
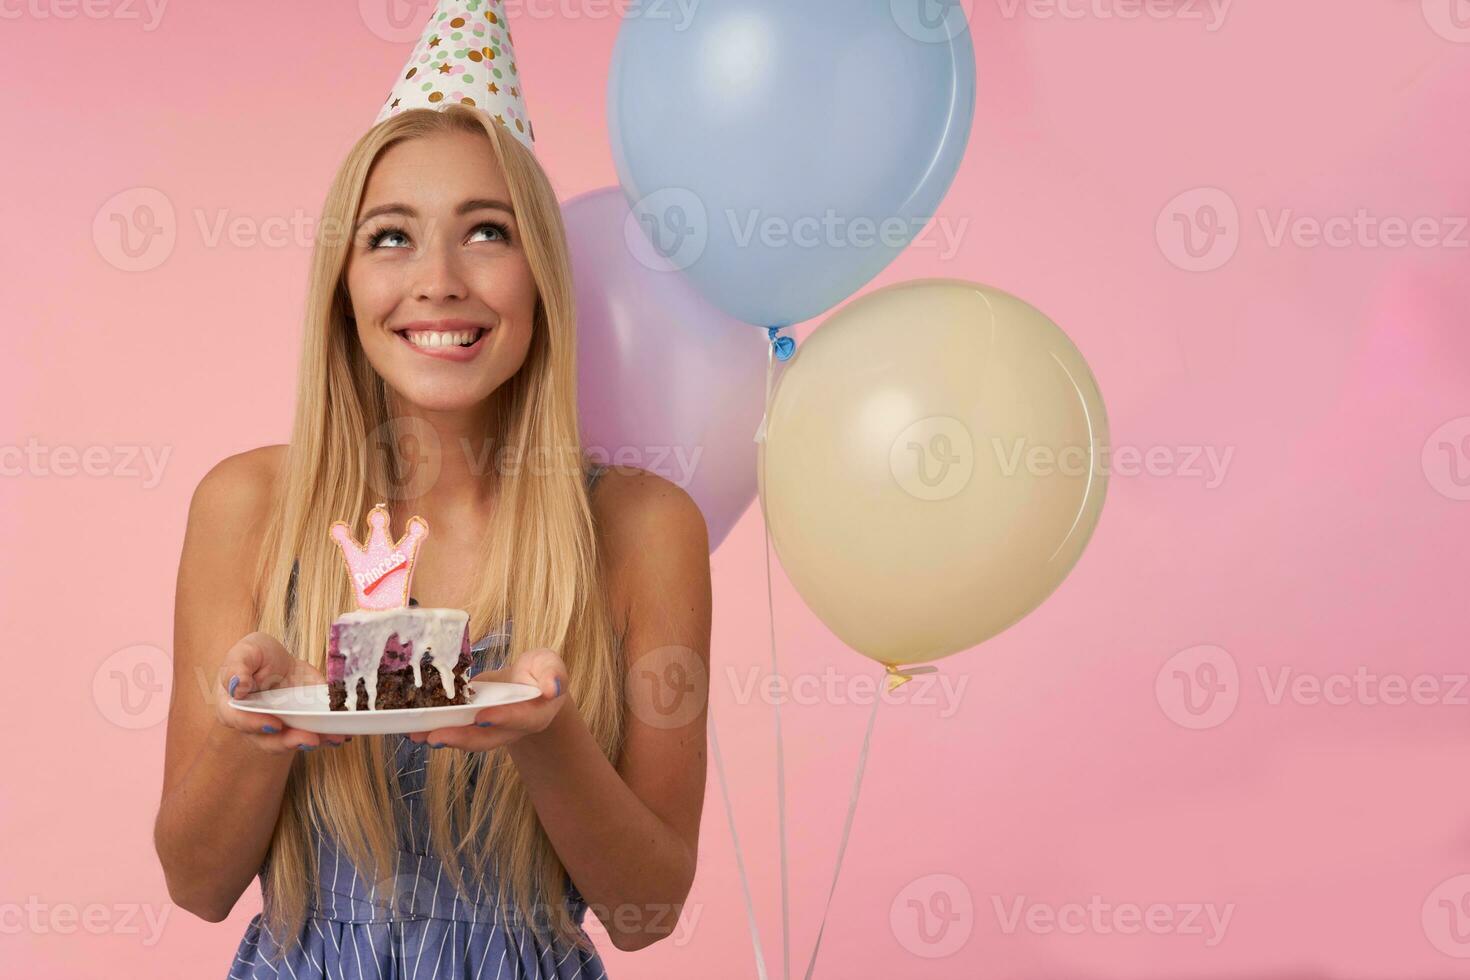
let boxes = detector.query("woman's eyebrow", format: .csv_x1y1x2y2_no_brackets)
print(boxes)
356,198,515,231
458,197,514,216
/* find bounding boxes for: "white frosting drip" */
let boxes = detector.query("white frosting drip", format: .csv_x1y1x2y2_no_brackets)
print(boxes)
334,608,469,711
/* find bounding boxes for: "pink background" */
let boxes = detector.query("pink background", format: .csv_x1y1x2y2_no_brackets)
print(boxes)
3,1,1470,976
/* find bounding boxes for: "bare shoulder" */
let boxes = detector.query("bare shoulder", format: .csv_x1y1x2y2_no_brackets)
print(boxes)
187,445,287,534
590,465,712,636
590,464,710,557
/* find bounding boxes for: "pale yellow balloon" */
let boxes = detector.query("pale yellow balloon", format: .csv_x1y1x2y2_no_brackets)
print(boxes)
759,279,1109,668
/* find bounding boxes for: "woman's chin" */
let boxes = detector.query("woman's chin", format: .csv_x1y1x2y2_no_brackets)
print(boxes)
381,374,503,416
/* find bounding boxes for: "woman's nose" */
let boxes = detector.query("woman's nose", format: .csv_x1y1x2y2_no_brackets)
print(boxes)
412,240,469,303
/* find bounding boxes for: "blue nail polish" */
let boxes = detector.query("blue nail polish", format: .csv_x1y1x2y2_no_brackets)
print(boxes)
297,744,311,752
554,677,561,697
262,725,279,734
228,675,240,697
431,742,446,749
476,721,494,728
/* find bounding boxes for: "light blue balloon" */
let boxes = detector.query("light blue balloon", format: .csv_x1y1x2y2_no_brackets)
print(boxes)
608,0,976,329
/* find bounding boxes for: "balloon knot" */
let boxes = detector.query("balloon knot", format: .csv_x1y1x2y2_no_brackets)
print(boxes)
883,663,939,692
767,326,796,362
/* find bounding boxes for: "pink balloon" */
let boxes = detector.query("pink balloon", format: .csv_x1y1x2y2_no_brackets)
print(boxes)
566,187,767,551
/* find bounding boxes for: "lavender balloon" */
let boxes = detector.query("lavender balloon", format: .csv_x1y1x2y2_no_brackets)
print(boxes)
565,187,766,552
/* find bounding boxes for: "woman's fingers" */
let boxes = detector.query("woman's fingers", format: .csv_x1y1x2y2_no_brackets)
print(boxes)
218,631,292,699
511,647,566,700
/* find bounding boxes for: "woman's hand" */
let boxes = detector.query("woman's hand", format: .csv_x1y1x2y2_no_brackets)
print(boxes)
408,646,567,750
216,631,348,752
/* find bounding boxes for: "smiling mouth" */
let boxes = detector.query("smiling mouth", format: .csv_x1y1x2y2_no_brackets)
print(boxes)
395,327,487,349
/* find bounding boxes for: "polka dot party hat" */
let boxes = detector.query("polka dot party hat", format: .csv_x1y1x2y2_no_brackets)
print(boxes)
374,0,536,154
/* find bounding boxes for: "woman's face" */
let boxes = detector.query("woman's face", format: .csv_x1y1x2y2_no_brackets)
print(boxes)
345,128,537,414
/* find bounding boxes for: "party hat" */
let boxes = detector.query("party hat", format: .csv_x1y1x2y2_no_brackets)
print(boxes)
374,0,536,154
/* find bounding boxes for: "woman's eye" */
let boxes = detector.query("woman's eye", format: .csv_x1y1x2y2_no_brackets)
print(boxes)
366,226,409,250
470,221,511,244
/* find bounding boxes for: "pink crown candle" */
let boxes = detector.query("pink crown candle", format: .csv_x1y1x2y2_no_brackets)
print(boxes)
330,504,429,610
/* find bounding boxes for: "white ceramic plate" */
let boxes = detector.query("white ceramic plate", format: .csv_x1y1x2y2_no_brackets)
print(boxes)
229,681,541,735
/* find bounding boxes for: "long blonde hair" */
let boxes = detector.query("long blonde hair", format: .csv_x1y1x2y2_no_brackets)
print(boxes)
250,106,624,960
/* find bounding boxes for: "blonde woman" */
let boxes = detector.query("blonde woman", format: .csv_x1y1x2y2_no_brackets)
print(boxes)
152,104,712,977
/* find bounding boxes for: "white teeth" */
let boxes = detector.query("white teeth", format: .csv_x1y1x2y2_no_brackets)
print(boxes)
404,329,480,349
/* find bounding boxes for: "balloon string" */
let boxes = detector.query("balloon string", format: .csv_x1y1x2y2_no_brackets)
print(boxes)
708,703,770,980
802,691,883,979
755,329,791,979
758,332,793,980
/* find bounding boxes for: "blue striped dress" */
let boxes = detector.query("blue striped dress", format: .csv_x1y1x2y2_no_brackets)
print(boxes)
229,466,610,979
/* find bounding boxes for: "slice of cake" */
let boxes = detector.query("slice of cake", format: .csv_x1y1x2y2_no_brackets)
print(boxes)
328,608,472,711
326,503,474,711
